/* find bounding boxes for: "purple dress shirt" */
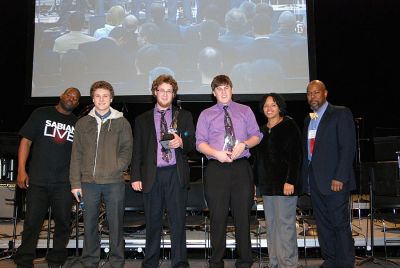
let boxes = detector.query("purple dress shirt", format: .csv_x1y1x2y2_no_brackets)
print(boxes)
196,101,262,159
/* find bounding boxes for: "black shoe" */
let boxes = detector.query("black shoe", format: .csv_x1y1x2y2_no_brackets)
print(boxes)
48,263,62,268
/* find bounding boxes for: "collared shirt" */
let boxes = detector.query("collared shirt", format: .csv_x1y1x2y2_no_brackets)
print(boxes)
154,105,176,167
196,101,263,160
307,101,328,160
53,31,97,53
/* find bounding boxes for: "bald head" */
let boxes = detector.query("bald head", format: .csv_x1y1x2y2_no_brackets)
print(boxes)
278,10,296,30
123,14,139,32
306,80,328,111
307,80,327,91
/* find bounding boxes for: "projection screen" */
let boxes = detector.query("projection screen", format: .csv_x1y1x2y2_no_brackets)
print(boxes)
30,0,313,101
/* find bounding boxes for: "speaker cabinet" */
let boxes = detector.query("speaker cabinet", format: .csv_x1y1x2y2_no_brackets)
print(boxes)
373,136,400,161
0,183,16,218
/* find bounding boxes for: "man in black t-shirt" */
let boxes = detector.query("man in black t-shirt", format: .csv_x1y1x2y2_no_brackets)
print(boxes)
14,87,81,268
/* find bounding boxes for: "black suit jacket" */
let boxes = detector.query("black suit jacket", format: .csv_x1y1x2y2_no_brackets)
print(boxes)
131,106,195,193
301,103,357,195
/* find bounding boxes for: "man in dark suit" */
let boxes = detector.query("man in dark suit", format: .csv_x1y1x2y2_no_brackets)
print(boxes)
301,80,356,268
131,74,195,268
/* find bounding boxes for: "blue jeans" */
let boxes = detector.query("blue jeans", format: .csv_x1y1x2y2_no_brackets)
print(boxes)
81,182,125,268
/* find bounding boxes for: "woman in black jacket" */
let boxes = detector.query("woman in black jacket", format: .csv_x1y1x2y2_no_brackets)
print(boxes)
254,93,302,268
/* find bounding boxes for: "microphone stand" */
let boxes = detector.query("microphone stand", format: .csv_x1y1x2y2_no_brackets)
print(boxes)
78,104,94,119
352,118,365,232
353,118,373,265
0,189,18,261
357,153,400,266
65,201,82,268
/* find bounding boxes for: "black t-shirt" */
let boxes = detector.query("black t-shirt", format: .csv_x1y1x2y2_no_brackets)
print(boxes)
19,106,78,185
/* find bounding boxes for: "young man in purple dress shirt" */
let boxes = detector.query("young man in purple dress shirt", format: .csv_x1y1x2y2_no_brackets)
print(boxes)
195,74,262,268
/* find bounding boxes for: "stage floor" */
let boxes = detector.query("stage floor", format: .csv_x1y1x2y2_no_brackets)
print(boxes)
0,217,400,267
0,215,399,250
1,195,399,267
0,257,400,268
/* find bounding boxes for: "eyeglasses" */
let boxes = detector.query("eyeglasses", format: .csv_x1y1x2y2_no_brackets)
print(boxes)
156,89,173,95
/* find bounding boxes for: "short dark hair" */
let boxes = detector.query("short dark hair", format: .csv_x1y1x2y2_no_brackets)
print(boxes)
259,93,287,116
90,80,114,98
211,74,233,91
68,11,85,31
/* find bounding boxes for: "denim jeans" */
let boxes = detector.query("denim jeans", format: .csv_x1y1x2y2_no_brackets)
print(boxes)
81,182,125,268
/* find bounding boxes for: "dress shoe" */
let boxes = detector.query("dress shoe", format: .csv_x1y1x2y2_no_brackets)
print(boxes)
48,263,62,268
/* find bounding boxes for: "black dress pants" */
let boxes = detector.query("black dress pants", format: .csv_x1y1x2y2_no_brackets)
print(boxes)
142,165,189,268
204,159,254,268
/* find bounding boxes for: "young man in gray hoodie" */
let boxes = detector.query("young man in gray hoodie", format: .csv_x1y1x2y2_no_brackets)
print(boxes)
70,80,133,268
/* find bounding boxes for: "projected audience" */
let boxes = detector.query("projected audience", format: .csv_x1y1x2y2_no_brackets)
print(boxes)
57,0,88,29
93,5,126,39
165,0,193,23
230,58,284,93
129,0,153,22
218,8,254,70
137,22,181,75
182,3,226,44
79,25,132,81
120,14,140,53
269,10,309,77
53,11,96,54
137,22,160,48
255,2,274,18
239,1,257,35
196,0,230,24
220,7,251,42
60,49,88,93
245,13,282,61
149,1,182,44
197,46,224,91
32,26,61,89
248,59,285,92
33,2,310,96
134,44,163,93
182,19,228,73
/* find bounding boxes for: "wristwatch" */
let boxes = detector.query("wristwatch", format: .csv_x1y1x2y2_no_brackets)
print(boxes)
243,142,249,150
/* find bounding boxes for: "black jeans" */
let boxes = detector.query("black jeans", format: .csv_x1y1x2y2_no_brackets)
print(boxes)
15,183,72,268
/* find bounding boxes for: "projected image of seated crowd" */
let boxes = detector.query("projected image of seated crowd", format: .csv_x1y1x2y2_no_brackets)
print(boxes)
31,0,310,100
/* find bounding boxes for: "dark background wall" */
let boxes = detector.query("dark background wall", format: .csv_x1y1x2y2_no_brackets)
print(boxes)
1,0,399,161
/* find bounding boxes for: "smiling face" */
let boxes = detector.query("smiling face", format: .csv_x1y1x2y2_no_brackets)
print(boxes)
92,88,112,114
263,96,280,121
154,82,175,109
213,84,233,105
59,87,80,113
